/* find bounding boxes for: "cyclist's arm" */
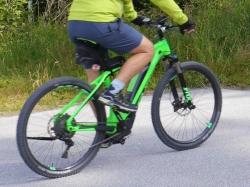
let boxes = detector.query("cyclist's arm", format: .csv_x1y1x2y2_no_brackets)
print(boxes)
123,0,138,22
150,0,188,25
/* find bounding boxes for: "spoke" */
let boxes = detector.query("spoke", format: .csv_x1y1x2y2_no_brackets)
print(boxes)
40,141,55,166
74,136,92,147
160,112,177,118
193,91,213,104
191,112,203,133
29,141,52,155
74,141,86,157
161,111,178,122
58,142,65,168
162,113,179,130
196,107,213,115
47,141,55,167
191,112,207,130
191,84,208,100
74,133,95,142
27,132,48,137
181,115,188,141
190,111,199,138
75,141,84,158
27,122,50,128
30,114,55,122
195,108,211,122
175,115,187,140
193,101,213,108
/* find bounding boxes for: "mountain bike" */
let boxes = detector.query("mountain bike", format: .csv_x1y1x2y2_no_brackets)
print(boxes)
16,17,222,178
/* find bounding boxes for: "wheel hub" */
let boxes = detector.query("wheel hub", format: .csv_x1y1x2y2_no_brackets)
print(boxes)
52,114,75,139
176,108,191,116
172,98,196,116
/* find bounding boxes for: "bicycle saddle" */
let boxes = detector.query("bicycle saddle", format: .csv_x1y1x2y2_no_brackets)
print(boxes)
75,38,125,71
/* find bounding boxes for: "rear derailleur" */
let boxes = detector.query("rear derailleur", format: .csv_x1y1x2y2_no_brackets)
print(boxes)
51,114,76,159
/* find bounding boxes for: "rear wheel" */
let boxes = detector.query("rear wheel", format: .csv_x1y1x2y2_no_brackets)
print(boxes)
152,61,222,150
17,77,106,178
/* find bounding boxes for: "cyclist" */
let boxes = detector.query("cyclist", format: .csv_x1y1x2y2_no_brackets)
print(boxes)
68,0,195,112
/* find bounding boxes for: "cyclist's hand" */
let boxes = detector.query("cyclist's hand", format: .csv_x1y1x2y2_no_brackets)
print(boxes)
132,16,151,26
179,20,196,34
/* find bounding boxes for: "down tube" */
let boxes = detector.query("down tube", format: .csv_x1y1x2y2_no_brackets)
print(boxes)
131,53,161,105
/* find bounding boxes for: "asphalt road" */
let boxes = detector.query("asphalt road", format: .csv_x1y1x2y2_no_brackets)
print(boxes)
0,89,250,187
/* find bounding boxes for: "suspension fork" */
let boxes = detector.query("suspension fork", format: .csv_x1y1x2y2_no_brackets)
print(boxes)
168,55,192,105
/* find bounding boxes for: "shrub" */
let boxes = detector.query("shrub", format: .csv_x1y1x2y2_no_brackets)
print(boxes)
0,0,27,35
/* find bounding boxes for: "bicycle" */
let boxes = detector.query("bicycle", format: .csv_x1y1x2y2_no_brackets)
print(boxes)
16,17,222,178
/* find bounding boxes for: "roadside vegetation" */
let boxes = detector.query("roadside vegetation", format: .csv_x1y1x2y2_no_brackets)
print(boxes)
0,0,249,114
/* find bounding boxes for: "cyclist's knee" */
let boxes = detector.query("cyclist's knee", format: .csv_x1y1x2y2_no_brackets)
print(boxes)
145,41,154,59
131,36,154,59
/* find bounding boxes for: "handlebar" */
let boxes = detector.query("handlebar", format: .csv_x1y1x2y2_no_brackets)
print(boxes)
142,16,179,38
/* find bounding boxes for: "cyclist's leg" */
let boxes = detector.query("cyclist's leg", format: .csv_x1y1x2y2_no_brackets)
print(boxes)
95,21,153,111
91,20,153,85
68,21,103,83
68,20,153,111
92,20,153,110
85,69,99,82
68,20,153,83
116,36,154,84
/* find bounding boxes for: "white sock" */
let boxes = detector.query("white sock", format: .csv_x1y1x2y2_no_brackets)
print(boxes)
109,79,125,94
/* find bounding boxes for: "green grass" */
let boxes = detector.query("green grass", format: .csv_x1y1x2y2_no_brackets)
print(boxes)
167,0,250,86
0,23,86,114
0,0,250,114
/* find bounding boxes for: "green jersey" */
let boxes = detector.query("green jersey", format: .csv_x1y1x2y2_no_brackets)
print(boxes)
68,0,188,25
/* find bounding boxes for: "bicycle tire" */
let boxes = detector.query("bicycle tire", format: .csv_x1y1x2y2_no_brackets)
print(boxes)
17,76,106,178
151,61,222,150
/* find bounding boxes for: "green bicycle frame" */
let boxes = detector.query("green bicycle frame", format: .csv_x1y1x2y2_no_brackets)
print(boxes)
58,39,172,134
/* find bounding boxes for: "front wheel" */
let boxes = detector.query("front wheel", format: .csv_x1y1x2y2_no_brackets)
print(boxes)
16,77,106,178
152,61,222,150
